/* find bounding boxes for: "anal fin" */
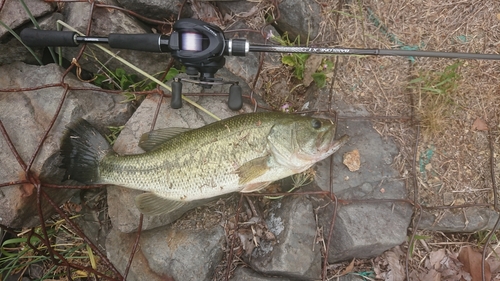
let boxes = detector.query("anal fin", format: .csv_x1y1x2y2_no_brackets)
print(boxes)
135,192,186,216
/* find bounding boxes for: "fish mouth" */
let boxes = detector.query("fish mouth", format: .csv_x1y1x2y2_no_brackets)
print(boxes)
315,133,349,160
327,134,349,154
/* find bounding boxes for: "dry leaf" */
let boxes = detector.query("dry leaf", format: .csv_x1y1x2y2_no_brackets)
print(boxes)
343,149,361,172
385,250,406,281
422,269,441,281
458,246,491,281
339,259,355,276
429,249,446,270
472,117,488,131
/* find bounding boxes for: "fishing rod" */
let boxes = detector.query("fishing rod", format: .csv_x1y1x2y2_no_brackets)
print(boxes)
20,18,500,110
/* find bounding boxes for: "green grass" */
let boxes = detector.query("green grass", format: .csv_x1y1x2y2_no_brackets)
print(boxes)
0,216,98,280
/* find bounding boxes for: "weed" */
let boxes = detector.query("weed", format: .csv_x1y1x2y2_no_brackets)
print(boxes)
0,216,96,280
271,32,335,88
264,168,315,200
93,66,179,104
408,234,431,258
105,125,124,145
272,32,310,81
475,230,498,248
310,58,335,88
407,61,463,137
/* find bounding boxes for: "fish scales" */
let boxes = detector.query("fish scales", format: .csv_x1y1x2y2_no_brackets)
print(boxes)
98,113,275,200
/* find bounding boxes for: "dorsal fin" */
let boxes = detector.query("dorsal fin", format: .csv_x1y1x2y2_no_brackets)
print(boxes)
139,127,191,151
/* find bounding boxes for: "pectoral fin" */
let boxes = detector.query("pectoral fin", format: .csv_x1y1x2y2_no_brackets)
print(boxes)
139,127,191,151
237,156,270,185
135,192,186,216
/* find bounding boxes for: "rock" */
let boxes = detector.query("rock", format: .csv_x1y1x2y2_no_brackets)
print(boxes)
311,97,412,263
232,267,292,281
0,0,54,38
274,0,322,41
141,224,225,281
317,199,412,263
419,207,500,232
0,62,131,228
115,0,192,21
250,196,322,280
221,21,280,91
68,189,111,250
105,228,174,281
0,12,64,66
61,0,169,78
106,222,225,281
107,77,254,233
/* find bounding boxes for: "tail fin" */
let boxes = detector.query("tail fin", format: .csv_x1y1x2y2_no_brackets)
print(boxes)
60,118,113,184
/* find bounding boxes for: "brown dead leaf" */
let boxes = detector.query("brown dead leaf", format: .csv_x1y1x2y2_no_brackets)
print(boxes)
385,250,406,281
458,246,491,281
237,229,256,256
339,259,355,276
422,269,441,281
343,149,361,172
429,249,446,270
471,117,488,131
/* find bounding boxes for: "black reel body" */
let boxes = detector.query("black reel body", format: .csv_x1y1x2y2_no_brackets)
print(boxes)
169,18,226,83
168,18,242,110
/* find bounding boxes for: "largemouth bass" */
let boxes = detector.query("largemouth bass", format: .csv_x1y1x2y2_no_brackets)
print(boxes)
60,112,348,216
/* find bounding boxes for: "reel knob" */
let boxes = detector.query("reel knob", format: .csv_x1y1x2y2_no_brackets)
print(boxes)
228,84,243,111
171,79,183,109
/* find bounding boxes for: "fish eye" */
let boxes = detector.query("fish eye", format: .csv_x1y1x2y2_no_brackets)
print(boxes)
311,119,322,129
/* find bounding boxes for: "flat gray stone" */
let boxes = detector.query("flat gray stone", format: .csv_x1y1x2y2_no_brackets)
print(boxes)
319,200,412,263
250,196,322,280
106,223,225,281
274,0,322,41
0,12,64,66
232,267,292,281
115,0,192,21
0,62,131,228
310,97,412,263
0,0,54,38
141,224,225,281
105,228,174,281
419,207,500,232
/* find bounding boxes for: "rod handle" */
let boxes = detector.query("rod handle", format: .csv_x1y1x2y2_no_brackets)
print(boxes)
108,33,165,53
20,28,78,47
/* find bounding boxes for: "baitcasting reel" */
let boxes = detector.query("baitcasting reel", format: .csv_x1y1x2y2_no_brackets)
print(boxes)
20,18,249,110
19,18,500,111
